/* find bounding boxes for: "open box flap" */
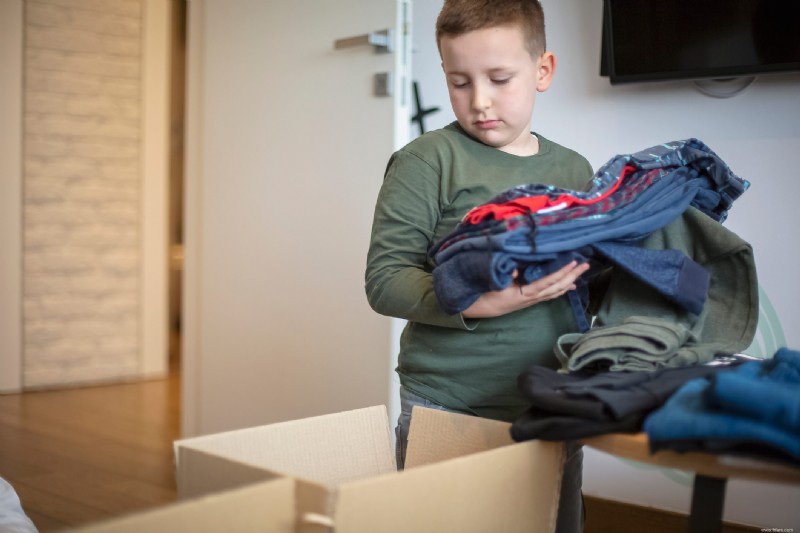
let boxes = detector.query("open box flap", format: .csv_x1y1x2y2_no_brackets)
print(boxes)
405,406,516,469
175,447,282,499
74,478,296,533
334,440,565,533
174,405,395,488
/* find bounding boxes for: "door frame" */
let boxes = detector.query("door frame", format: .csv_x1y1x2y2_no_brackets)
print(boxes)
181,0,205,435
0,0,23,393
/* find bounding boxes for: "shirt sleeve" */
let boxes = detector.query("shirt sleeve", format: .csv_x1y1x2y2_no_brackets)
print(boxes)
365,149,477,330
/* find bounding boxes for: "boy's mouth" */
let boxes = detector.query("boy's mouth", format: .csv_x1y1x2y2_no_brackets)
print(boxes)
475,119,500,130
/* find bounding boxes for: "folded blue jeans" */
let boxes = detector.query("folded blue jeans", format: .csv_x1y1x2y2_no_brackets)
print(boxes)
433,137,750,263
432,240,709,329
431,139,749,320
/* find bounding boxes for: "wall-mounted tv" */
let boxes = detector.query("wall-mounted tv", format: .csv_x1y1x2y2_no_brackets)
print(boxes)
600,0,800,85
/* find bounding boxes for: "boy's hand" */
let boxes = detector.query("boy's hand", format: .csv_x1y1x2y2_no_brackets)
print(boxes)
461,261,590,318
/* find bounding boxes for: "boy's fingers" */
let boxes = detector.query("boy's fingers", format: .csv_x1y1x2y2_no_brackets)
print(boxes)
519,261,589,300
549,264,586,294
553,261,588,282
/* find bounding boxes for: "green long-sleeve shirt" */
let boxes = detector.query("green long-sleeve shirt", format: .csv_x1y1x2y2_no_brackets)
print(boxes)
365,122,593,421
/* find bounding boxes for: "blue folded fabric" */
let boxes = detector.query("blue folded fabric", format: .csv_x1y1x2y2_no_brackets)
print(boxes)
592,242,709,315
432,240,709,319
709,372,800,434
644,348,800,465
431,249,517,314
645,378,800,464
431,248,592,316
531,171,701,253
767,346,800,378
706,348,800,433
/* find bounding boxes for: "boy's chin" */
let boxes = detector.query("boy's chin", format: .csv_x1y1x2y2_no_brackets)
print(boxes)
465,127,509,148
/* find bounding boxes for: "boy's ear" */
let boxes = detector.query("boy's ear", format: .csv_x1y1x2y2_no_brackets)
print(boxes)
535,52,556,92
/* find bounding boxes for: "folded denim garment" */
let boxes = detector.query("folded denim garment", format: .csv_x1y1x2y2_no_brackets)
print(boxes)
432,239,710,329
433,138,748,262
430,139,748,325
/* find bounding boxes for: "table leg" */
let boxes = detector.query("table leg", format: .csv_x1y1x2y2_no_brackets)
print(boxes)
688,474,727,533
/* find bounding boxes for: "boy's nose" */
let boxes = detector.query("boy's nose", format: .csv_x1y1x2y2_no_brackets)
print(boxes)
471,87,491,112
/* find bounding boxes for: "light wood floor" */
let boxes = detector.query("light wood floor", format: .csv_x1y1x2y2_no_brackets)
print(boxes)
0,371,180,531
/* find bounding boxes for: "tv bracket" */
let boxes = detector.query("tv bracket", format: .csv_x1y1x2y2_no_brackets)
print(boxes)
693,76,756,98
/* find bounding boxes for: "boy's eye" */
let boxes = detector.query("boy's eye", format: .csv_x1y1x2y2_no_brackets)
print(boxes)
451,80,469,88
492,78,511,85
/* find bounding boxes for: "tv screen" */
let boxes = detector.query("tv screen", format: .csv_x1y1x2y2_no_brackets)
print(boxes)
601,0,800,84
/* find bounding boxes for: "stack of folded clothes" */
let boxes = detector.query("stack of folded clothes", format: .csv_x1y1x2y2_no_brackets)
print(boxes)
495,140,765,446
430,139,750,334
510,355,750,441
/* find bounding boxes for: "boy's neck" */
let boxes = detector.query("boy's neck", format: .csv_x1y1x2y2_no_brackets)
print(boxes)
498,132,539,157
455,123,541,157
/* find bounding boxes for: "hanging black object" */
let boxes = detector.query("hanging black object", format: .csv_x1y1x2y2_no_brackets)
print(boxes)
411,81,440,135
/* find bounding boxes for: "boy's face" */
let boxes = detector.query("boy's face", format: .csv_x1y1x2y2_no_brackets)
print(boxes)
440,25,554,156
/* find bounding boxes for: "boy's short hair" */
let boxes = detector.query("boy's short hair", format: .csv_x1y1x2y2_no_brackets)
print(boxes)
436,0,546,57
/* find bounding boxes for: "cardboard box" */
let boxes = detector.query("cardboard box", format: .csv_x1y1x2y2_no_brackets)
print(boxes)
172,405,564,533
72,478,297,532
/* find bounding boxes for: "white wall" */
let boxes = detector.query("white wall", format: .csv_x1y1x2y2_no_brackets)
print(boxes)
412,0,800,527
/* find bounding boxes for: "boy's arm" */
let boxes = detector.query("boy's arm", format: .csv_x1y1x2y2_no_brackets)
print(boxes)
365,150,474,329
366,145,595,326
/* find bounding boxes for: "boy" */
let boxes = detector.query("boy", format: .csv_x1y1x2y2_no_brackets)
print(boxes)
366,0,591,531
